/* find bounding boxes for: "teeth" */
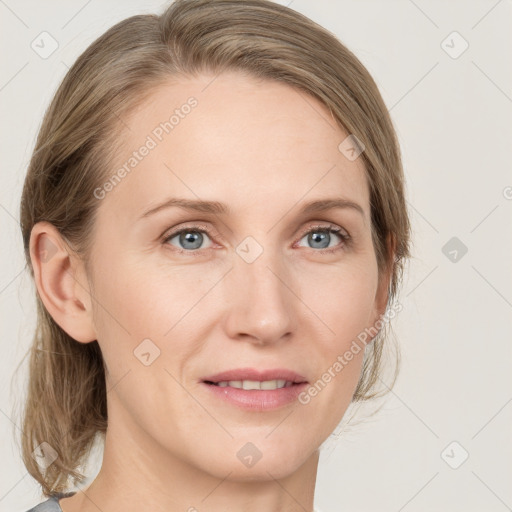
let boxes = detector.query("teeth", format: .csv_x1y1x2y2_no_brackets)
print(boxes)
214,379,293,390
242,380,261,390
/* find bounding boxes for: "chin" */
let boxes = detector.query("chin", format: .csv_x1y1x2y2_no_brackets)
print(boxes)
197,435,317,482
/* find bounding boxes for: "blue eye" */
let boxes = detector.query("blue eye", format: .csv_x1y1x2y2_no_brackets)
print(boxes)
164,226,212,252
162,223,350,255
297,225,350,253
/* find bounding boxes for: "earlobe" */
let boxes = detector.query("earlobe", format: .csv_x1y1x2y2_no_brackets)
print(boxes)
29,221,97,343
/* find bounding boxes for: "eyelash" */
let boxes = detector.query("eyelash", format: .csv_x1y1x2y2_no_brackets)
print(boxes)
162,223,351,256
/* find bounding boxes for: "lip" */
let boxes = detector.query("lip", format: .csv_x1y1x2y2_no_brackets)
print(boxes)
200,367,309,411
201,367,308,384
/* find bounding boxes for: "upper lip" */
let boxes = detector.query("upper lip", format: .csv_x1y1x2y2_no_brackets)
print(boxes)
201,367,308,384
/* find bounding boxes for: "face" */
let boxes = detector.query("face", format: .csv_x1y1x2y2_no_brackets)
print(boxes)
84,71,387,481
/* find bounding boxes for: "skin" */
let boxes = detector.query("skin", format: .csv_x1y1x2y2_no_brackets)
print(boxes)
30,71,392,512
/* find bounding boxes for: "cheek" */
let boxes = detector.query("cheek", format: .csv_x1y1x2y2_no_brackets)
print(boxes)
299,256,379,343
295,259,378,408
88,257,222,367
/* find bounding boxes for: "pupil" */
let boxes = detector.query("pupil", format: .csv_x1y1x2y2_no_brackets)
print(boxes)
181,231,202,250
310,231,328,248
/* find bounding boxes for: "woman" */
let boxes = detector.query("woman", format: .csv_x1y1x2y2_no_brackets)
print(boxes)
19,0,411,510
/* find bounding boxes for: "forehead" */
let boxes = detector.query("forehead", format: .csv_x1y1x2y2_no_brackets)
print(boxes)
100,71,370,222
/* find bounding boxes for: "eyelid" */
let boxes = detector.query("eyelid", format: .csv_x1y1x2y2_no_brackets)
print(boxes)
296,222,349,240
161,222,219,245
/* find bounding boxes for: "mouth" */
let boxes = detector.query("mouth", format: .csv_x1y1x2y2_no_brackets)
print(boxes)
200,368,309,410
201,367,308,387
203,379,303,390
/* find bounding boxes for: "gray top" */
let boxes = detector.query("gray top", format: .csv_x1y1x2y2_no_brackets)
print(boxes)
25,492,76,512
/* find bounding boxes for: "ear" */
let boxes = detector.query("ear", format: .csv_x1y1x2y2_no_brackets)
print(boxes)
29,221,96,343
369,233,396,334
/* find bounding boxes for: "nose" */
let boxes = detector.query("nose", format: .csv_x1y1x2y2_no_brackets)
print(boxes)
222,245,298,346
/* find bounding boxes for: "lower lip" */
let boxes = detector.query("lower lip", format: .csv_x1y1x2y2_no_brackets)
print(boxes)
201,382,309,411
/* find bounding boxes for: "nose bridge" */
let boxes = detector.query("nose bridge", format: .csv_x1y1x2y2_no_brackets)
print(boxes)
225,235,296,343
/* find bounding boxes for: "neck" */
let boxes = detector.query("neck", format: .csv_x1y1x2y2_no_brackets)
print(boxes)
62,400,320,512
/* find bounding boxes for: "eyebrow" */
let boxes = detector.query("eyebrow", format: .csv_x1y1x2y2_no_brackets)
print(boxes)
139,197,365,219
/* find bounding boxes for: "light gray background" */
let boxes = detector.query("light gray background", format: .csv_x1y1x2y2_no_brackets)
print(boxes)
1,1,511,511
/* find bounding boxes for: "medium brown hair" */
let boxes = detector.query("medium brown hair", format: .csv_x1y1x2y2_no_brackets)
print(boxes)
16,0,411,496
